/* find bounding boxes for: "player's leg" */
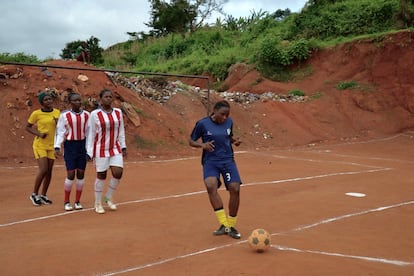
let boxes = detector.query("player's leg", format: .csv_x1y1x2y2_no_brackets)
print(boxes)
205,176,228,235
94,157,109,214
63,143,76,210
222,161,242,239
74,145,87,210
30,148,48,205
63,170,75,211
39,151,55,205
104,154,124,210
203,162,228,235
74,169,85,210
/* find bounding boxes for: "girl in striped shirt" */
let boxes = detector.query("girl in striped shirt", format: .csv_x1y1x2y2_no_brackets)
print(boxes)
86,89,127,214
55,92,90,211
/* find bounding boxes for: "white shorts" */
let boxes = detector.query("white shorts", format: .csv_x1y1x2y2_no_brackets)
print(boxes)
95,154,123,172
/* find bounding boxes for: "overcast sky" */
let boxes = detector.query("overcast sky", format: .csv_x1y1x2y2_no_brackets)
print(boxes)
0,0,307,60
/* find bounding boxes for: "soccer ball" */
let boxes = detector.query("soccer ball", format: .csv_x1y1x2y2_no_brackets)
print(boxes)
248,228,271,253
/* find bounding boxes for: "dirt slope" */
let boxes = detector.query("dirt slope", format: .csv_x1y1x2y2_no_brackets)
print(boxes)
1,30,413,164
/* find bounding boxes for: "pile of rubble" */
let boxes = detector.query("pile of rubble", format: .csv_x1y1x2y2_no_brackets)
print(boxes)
105,72,309,104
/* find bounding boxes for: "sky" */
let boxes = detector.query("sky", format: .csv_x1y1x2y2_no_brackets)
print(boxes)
0,0,308,60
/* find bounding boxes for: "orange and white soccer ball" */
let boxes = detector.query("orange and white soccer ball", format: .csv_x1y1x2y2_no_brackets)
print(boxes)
248,228,271,253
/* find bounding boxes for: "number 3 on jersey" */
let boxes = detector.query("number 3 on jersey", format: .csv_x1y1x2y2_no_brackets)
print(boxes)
225,172,231,182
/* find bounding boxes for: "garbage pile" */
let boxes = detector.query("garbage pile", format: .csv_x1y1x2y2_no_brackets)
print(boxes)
105,72,309,104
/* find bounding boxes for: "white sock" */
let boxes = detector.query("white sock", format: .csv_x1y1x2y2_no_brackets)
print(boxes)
64,178,73,192
105,177,120,200
76,178,85,192
94,178,105,204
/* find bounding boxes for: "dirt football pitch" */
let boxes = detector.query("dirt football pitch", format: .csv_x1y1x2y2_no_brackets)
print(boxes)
1,132,414,275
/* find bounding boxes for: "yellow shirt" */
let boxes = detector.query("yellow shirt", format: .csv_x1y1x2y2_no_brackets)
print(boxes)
28,108,60,150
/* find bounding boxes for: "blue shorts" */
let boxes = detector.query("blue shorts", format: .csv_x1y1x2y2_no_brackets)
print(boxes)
63,139,87,171
203,159,242,190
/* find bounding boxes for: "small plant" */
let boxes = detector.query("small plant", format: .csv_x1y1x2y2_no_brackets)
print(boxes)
336,80,358,90
310,92,323,100
288,89,305,96
133,107,144,114
249,77,263,86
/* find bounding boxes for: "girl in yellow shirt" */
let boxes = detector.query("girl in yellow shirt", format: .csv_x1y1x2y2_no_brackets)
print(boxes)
26,91,60,206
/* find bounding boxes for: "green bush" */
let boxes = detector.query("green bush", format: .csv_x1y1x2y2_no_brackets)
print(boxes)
336,80,358,90
256,37,311,80
0,52,41,63
290,0,399,39
288,39,311,63
288,89,305,96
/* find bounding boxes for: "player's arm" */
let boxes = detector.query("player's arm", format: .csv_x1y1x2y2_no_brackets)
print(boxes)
26,123,46,138
54,114,67,155
189,122,215,151
118,110,127,158
231,137,242,146
85,112,96,160
230,124,241,146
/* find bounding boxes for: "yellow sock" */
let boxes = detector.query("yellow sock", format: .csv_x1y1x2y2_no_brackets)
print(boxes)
228,215,237,228
215,209,229,227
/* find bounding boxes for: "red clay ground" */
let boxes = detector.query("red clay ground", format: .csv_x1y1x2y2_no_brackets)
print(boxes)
0,30,414,275
1,132,414,275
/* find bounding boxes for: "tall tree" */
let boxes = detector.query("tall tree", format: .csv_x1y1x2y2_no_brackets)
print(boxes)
60,36,103,64
396,0,414,27
190,0,228,32
146,0,227,37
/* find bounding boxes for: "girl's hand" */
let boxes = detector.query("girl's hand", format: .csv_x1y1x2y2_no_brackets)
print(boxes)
203,140,215,152
232,138,242,146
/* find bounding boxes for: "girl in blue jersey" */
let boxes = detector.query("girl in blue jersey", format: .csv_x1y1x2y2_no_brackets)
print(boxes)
189,100,242,239
55,92,90,211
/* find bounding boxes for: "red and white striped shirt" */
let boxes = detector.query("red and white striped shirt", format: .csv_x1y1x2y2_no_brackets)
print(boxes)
86,107,126,158
54,109,90,148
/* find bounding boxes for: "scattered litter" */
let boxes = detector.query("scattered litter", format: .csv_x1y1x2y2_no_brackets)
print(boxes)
40,67,52,77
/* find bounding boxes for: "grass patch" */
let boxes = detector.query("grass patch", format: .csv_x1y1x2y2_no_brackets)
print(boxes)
336,80,376,92
336,80,358,90
288,89,305,96
134,135,158,150
310,91,323,99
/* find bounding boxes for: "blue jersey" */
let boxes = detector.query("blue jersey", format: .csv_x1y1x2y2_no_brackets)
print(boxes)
190,116,235,164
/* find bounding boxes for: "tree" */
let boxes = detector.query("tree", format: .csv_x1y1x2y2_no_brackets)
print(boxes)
395,0,414,27
60,36,104,64
190,0,228,32
273,8,291,21
146,0,227,37
146,0,193,37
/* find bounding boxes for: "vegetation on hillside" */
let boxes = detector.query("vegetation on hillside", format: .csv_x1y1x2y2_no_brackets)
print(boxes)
102,0,413,84
2,0,414,86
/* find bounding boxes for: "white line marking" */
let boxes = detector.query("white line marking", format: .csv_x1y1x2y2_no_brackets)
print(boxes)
0,168,391,227
1,130,411,170
273,245,414,266
290,200,414,232
100,200,414,275
244,167,392,187
101,242,244,276
0,208,89,227
307,151,414,164
259,153,385,168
